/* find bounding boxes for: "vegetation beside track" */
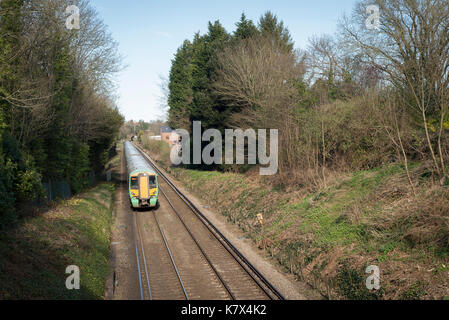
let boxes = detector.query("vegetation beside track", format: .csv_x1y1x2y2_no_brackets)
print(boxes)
0,1,123,230
153,159,449,300
0,182,115,300
140,137,172,168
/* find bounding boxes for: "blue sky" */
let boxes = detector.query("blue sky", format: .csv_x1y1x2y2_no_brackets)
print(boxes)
91,0,357,122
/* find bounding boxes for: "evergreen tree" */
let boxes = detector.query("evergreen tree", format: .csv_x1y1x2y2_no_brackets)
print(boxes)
168,40,195,129
190,21,230,129
258,11,294,52
168,21,230,131
234,13,258,40
0,114,16,227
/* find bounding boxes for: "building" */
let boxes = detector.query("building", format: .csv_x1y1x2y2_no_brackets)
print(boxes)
161,126,180,146
161,126,173,143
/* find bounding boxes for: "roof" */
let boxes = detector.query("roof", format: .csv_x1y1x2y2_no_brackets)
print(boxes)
124,141,156,175
161,126,173,133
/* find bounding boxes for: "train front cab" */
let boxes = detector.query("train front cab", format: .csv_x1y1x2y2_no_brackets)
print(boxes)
129,170,159,209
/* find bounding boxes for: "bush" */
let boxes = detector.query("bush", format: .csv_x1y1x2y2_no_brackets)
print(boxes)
336,261,384,300
13,154,44,202
0,157,16,229
141,136,171,165
0,133,45,228
67,140,91,194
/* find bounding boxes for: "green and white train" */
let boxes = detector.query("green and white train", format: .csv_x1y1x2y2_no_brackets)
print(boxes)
124,141,159,209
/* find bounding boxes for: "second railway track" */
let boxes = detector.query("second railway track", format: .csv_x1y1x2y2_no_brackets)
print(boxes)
133,209,189,300
131,143,285,301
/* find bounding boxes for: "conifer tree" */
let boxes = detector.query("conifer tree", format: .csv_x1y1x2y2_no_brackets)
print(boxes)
168,40,194,129
234,13,258,40
258,11,294,52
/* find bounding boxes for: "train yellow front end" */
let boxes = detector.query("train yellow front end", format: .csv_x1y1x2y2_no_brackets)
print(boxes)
125,141,159,209
129,170,159,208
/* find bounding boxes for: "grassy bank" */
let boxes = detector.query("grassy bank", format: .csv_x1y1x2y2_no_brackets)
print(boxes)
164,163,449,300
0,182,115,300
140,136,172,167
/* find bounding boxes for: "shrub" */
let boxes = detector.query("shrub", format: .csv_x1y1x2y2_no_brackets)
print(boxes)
0,157,16,229
141,136,171,165
335,261,384,300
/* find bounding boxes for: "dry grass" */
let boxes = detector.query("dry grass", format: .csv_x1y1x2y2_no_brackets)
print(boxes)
140,136,171,166
399,188,449,249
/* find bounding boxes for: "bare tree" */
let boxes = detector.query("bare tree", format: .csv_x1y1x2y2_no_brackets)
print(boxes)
214,36,306,175
307,35,341,84
1,0,123,147
214,36,304,129
157,75,170,120
340,0,449,178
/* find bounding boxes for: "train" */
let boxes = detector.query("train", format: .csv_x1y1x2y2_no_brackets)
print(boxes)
124,141,159,209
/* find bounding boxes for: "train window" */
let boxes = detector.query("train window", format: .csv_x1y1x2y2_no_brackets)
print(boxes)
149,176,157,188
131,177,138,189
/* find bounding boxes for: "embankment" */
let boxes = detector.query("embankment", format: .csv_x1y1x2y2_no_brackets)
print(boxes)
0,182,116,299
141,140,449,300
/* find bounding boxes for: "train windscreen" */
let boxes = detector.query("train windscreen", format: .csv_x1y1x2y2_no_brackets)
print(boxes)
149,176,157,189
131,177,138,189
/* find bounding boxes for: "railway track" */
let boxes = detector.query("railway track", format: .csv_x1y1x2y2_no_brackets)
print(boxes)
133,209,188,300
131,143,285,300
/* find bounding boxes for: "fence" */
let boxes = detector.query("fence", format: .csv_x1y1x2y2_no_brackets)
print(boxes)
42,180,72,201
